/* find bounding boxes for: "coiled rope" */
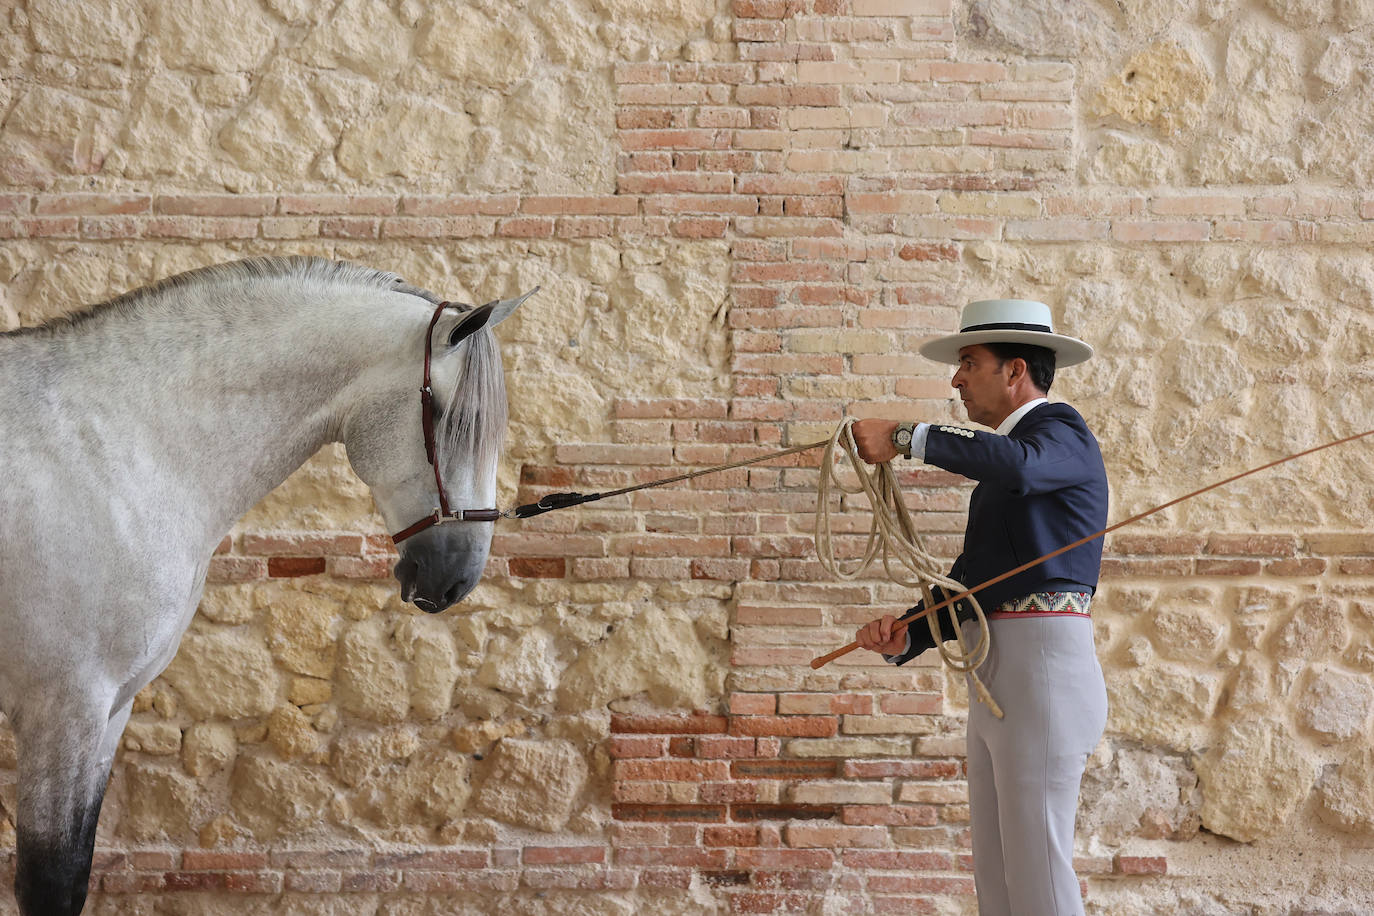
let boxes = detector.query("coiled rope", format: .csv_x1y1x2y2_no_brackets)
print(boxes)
814,419,1003,718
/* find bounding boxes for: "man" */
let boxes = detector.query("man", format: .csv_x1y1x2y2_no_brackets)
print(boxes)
851,298,1109,916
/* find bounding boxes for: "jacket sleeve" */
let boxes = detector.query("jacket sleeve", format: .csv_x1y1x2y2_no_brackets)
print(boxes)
884,584,977,666
923,414,1094,497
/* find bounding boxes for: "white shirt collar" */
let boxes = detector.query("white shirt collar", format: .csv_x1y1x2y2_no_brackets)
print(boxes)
995,397,1047,435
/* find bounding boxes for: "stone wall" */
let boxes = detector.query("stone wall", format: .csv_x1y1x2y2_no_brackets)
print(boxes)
3,0,1374,912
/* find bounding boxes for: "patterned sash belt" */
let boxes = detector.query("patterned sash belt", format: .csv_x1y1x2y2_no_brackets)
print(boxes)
989,591,1092,620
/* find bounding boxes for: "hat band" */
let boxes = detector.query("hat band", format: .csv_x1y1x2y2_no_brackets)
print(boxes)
960,320,1054,334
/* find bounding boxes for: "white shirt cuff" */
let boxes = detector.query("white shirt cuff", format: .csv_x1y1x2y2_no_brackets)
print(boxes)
911,422,930,462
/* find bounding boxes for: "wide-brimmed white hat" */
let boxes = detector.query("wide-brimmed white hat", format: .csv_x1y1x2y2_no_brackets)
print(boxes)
918,299,1093,367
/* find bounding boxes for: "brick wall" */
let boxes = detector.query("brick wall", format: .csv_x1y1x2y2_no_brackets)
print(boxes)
6,0,1374,912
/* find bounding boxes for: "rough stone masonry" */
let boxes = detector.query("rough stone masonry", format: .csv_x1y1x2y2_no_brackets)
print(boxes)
4,0,1374,912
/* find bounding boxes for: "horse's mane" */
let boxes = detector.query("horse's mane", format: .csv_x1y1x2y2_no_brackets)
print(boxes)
3,256,443,338
4,255,505,479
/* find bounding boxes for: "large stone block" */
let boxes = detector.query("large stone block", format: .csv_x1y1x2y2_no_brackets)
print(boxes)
348,744,472,831
263,585,342,678
1077,744,1201,844
472,737,587,832
27,0,144,62
122,761,199,843
337,96,475,182
1320,745,1374,836
475,628,561,703
336,616,410,723
1093,42,1212,136
394,615,461,721
219,68,335,180
116,72,212,179
1107,665,1218,752
161,626,278,719
153,0,276,72
1299,666,1374,742
297,0,411,80
1195,718,1317,843
183,722,237,778
556,604,725,712
230,754,335,841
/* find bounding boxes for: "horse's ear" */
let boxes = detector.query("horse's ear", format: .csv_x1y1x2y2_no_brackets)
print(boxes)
488,287,539,327
447,303,494,347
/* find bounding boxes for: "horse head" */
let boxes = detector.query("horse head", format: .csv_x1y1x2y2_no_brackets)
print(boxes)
343,287,535,613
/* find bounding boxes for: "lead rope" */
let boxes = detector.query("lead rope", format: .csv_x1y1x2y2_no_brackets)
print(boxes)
814,420,1004,718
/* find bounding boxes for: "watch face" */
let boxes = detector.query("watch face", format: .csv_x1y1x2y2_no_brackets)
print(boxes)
895,427,912,447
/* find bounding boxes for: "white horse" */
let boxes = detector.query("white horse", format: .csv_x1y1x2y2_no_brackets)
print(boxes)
0,257,531,915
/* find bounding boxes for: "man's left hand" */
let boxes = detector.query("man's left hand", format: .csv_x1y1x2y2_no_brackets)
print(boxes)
851,418,900,464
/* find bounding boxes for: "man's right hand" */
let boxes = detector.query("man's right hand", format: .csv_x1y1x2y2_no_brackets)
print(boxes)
855,614,907,656
851,418,900,464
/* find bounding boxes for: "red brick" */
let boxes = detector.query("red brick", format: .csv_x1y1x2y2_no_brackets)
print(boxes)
1109,534,1205,555
520,195,639,215
224,871,284,893
704,825,760,846
495,216,554,237
181,851,270,869
609,735,668,758
508,556,567,578
81,216,141,239
373,849,488,868
522,846,607,865
898,241,960,261
281,194,397,215
615,846,729,867
732,759,839,779
320,217,379,238
1116,855,1168,875
163,871,225,891
241,533,364,556
868,874,976,895
730,716,837,737
696,736,759,758
616,759,729,781
285,871,342,892
732,803,838,821
340,870,403,892
842,850,955,869
399,195,518,216
842,804,939,826
730,693,778,715
1195,558,1262,576
267,556,327,577
144,216,257,239
612,804,728,822
207,556,266,582
155,194,275,216
1205,534,1299,557
328,556,395,579
35,193,149,215
1267,558,1327,576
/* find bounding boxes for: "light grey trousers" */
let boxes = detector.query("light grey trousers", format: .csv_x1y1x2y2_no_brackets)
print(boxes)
961,615,1108,916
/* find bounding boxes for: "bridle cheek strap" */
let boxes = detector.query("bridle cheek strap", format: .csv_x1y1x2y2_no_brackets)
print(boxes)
390,301,502,546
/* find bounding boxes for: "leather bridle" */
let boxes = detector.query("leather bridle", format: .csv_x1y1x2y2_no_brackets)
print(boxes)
390,301,503,545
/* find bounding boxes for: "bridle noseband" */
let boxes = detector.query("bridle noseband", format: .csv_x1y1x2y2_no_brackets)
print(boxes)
390,301,504,545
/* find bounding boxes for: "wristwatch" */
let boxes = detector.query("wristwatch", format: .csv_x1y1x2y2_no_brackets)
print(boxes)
891,423,915,459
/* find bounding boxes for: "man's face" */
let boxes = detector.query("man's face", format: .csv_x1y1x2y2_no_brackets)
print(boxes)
950,344,1013,427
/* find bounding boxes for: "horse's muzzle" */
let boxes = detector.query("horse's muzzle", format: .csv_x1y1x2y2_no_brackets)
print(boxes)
393,535,486,613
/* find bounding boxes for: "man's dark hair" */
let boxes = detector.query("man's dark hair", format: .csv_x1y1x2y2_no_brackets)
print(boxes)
984,341,1056,394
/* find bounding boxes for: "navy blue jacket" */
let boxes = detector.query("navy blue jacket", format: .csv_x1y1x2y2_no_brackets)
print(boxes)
889,402,1108,665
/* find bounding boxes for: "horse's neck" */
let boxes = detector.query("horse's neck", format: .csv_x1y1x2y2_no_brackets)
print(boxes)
37,287,414,543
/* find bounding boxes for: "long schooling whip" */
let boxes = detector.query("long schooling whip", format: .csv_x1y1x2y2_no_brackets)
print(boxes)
810,425,1374,669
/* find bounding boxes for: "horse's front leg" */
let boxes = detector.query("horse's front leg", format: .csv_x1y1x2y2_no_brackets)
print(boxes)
10,698,129,916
